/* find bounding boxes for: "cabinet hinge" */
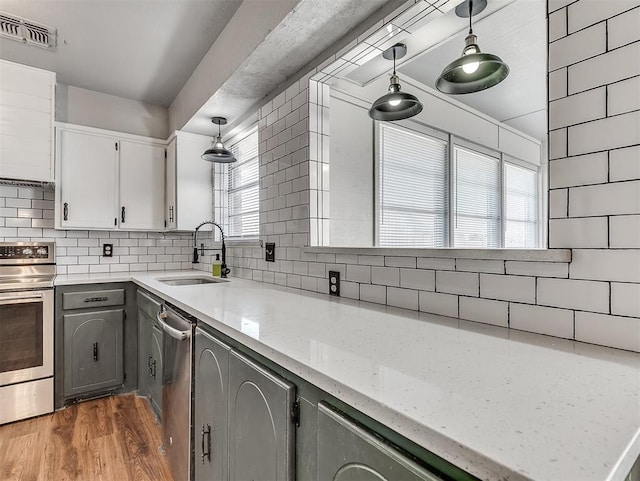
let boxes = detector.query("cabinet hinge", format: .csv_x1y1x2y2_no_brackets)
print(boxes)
290,399,300,427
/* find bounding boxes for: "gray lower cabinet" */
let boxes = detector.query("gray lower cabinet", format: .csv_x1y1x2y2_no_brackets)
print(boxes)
137,290,163,416
194,329,230,481
228,350,296,481
317,402,443,481
63,309,124,396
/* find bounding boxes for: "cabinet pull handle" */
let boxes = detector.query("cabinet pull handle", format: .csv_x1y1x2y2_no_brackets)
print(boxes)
121,206,126,224
201,424,211,464
63,202,69,221
149,359,156,379
84,296,108,303
93,342,98,362
169,205,174,223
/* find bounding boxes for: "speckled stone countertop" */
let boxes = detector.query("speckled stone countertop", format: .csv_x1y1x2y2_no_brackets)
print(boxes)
55,271,640,481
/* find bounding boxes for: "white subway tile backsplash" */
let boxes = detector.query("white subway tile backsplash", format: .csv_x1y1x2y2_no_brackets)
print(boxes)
480,274,536,303
549,8,567,42
608,6,640,49
387,287,419,311
568,42,640,94
419,291,458,317
608,76,640,116
505,261,569,278
549,152,608,188
548,217,609,248
609,145,640,182
548,68,568,101
569,180,640,217
570,249,640,282
346,264,371,283
548,87,605,129
610,215,640,248
575,311,640,352
385,256,416,268
537,278,609,313
509,303,574,339
358,255,384,266
371,267,400,286
436,271,478,296
548,22,606,71
360,284,386,304
400,268,435,291
459,297,508,327
341,280,359,300
417,257,456,270
567,0,636,33
611,282,640,318
549,128,567,160
568,111,640,156
456,259,504,274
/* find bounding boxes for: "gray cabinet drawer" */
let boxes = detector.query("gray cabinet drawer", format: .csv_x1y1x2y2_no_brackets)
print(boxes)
63,288,125,310
317,402,443,481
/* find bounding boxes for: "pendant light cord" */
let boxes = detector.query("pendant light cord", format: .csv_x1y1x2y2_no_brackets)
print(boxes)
393,47,397,76
468,0,473,34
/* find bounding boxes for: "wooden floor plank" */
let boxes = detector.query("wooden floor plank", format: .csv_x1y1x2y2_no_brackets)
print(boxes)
0,394,174,481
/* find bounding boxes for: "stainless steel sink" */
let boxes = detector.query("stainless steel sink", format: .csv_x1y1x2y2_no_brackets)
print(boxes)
158,277,228,286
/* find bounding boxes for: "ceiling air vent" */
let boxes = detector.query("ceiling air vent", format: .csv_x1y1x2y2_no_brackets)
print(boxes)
0,12,56,50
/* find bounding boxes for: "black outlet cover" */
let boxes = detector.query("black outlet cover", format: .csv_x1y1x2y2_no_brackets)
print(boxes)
103,244,113,257
265,242,275,262
329,270,340,296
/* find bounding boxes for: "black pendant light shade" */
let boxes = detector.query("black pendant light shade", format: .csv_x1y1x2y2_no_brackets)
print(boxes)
369,44,423,121
202,117,236,163
436,0,509,95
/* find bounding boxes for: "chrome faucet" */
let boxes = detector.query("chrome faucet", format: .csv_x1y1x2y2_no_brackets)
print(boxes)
192,221,230,278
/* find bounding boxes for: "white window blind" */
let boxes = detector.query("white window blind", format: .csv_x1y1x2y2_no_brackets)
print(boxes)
378,124,448,247
504,162,538,248
453,147,501,248
228,130,259,238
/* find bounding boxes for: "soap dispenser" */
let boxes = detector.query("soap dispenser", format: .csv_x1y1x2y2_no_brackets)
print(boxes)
212,253,222,277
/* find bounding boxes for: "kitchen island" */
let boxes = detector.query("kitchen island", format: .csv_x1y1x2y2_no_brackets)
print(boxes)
55,270,640,481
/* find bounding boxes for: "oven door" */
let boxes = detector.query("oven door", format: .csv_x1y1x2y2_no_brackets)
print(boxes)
0,289,53,386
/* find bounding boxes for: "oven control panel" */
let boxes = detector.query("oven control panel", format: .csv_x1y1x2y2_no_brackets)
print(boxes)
0,243,54,262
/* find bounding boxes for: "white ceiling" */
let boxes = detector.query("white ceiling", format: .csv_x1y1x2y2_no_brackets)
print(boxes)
0,0,243,107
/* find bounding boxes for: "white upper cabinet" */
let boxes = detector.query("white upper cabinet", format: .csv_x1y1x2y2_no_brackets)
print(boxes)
165,131,213,231
56,123,165,231
0,60,55,182
119,140,165,230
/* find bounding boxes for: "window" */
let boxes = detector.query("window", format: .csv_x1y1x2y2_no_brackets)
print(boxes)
377,124,539,248
453,147,501,248
378,124,448,247
504,162,538,248
227,129,259,239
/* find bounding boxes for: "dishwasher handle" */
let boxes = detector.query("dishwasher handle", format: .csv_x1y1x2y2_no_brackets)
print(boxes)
157,306,192,341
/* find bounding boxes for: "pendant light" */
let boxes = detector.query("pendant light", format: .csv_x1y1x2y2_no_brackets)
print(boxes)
201,117,236,163
436,0,509,95
368,43,423,121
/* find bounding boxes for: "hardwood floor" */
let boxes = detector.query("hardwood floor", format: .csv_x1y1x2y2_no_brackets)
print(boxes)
0,394,174,481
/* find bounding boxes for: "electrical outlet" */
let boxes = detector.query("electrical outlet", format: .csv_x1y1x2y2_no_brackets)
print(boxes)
265,242,275,262
103,244,113,257
329,271,340,296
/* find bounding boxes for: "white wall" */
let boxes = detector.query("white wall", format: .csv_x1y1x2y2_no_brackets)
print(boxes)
56,85,169,139
329,95,374,246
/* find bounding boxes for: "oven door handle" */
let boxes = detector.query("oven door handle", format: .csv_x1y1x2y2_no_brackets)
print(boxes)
156,310,191,341
0,294,43,305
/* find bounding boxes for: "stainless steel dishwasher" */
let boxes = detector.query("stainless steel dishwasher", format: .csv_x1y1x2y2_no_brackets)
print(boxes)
156,303,194,481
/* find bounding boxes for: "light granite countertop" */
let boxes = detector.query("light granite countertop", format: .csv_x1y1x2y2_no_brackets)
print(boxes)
55,270,640,481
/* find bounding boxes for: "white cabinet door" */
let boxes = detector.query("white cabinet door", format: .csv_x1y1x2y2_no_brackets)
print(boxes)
58,129,118,229
0,60,55,182
165,138,177,230
166,132,213,231
119,140,165,231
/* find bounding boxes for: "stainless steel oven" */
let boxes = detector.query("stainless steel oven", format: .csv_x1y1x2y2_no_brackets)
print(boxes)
0,242,55,425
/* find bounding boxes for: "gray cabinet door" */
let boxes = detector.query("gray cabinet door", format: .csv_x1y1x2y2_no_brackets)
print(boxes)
317,403,443,481
228,350,296,481
137,307,152,399
194,329,230,481
63,309,123,396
